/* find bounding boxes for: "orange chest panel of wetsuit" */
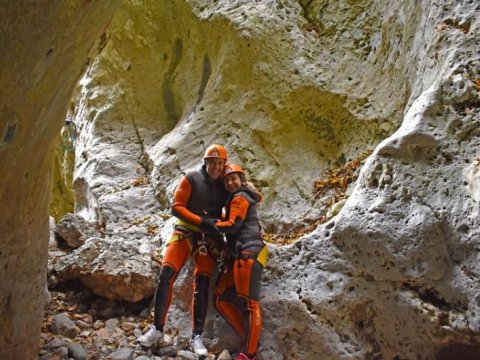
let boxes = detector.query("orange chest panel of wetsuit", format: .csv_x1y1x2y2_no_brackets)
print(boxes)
216,190,263,249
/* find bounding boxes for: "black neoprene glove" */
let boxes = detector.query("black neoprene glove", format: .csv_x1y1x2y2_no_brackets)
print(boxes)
200,217,220,234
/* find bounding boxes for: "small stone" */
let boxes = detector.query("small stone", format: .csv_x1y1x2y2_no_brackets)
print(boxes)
66,342,88,360
217,349,232,360
177,350,197,360
54,346,69,359
54,213,93,248
50,313,77,338
45,337,67,350
111,347,134,360
162,333,174,346
173,335,190,349
105,318,120,329
121,321,138,332
156,345,178,357
93,320,104,329
119,339,130,348
75,319,91,329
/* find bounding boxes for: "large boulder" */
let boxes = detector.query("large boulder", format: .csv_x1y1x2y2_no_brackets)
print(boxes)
52,237,156,302
54,213,98,249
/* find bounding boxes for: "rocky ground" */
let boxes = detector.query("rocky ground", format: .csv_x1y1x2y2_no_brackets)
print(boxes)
39,285,237,360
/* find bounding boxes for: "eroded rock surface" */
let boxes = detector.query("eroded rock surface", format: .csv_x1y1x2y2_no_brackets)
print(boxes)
0,2,120,358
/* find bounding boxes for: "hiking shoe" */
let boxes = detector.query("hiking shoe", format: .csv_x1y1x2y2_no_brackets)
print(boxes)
235,353,256,360
137,325,163,347
190,334,208,356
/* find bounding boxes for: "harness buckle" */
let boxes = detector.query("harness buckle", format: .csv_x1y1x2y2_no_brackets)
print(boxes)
198,244,208,256
197,233,208,256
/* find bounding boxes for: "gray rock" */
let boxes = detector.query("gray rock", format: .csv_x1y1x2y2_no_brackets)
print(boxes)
52,236,155,302
74,319,91,329
173,335,190,350
156,345,177,357
66,342,88,360
55,346,69,360
45,337,67,350
217,349,232,360
39,346,69,360
54,213,96,248
50,313,77,339
177,350,197,360
105,317,120,329
111,347,134,360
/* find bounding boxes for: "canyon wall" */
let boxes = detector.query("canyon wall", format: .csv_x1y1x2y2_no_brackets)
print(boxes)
1,0,479,359
0,2,120,359
66,1,480,358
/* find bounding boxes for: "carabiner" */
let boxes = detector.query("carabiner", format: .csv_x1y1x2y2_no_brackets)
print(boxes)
198,244,208,256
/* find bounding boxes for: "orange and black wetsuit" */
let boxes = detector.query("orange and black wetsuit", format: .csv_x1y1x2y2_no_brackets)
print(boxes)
214,186,267,357
153,165,227,336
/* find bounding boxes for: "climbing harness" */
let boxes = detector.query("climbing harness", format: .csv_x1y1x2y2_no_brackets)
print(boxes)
168,220,224,258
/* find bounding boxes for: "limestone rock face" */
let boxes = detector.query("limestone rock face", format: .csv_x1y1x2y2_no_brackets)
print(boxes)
71,0,401,236
67,0,480,358
0,2,120,359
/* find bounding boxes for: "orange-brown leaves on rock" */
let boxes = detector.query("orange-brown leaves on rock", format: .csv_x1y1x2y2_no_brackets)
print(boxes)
474,78,480,90
159,212,171,220
132,176,148,187
263,150,372,246
147,224,158,236
435,20,470,34
263,217,326,245
152,248,163,270
313,150,372,201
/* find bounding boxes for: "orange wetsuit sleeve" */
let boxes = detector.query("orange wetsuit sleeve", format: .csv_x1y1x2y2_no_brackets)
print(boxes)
216,195,249,234
171,176,202,226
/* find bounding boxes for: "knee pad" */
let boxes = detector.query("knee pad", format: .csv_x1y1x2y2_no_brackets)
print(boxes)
158,265,175,285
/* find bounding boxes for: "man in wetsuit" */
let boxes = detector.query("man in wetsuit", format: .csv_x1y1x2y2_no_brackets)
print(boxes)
138,144,228,356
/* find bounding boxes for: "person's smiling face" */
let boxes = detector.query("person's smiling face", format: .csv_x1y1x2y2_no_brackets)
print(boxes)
224,172,242,193
206,158,226,180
